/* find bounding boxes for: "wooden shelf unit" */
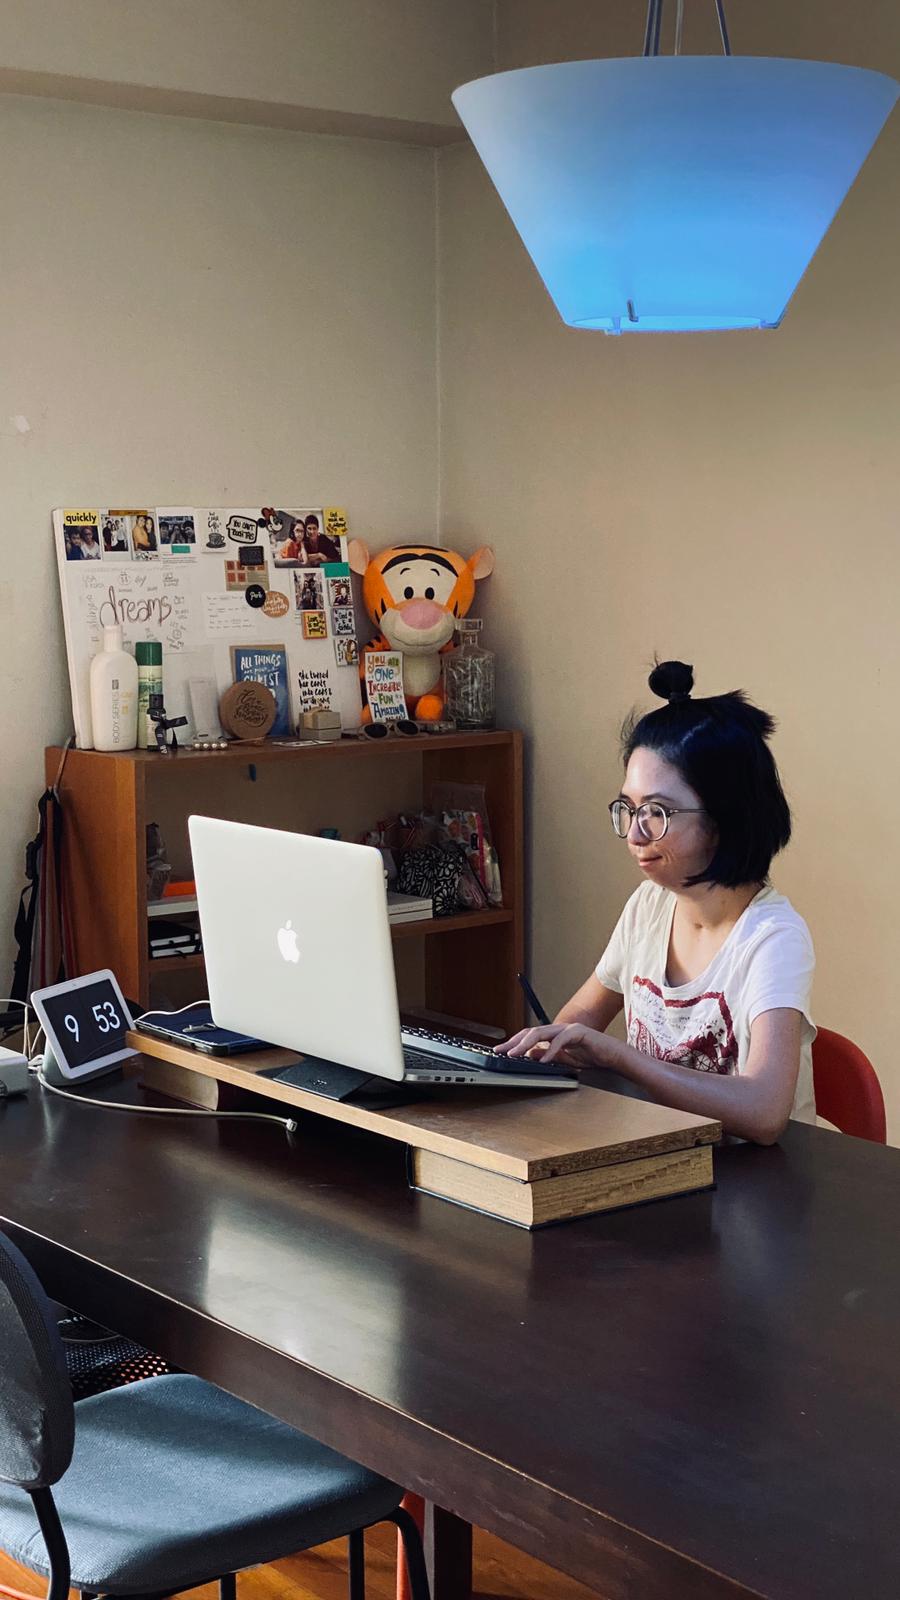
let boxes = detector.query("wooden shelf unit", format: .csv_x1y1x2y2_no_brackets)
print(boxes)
47,731,525,1031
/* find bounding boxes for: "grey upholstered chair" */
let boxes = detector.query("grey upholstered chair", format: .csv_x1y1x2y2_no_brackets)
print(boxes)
0,1231,429,1600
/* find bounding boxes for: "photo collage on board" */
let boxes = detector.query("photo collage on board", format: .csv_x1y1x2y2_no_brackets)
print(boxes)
57,504,362,736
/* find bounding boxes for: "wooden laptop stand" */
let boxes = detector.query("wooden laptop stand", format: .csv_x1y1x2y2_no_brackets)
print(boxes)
129,1030,721,1228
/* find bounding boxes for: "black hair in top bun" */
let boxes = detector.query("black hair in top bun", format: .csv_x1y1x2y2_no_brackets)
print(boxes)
648,659,694,704
620,659,791,888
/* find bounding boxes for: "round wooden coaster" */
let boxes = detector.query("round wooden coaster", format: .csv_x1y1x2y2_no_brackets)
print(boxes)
219,680,276,741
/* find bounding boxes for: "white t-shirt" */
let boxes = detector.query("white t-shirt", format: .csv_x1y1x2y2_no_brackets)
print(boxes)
595,882,816,1124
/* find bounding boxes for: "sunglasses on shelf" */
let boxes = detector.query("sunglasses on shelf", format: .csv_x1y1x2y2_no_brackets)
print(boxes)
360,719,420,739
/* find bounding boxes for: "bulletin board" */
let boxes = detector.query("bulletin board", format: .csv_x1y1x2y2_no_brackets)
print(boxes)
53,505,363,748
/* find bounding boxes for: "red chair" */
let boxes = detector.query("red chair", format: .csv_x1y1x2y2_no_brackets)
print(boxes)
812,1027,887,1144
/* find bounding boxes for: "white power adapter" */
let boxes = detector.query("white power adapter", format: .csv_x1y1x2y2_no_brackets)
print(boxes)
0,1044,30,1097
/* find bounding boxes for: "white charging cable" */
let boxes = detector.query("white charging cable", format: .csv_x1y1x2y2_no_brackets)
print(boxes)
35,1067,298,1135
132,1000,210,1027
13,995,295,1134
0,997,34,1058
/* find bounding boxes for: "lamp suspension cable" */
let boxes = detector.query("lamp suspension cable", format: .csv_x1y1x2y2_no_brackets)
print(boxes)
713,0,732,56
642,0,732,57
642,0,659,56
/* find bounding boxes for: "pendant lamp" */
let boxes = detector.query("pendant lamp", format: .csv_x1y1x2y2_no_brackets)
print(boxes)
451,0,899,333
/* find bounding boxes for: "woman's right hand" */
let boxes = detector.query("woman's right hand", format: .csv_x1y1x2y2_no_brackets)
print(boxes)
497,1022,605,1068
513,1037,583,1069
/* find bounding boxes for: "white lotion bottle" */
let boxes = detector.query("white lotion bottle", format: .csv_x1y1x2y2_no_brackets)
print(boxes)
89,625,139,750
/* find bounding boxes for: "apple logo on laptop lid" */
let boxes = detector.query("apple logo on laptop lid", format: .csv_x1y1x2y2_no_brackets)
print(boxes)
277,920,300,964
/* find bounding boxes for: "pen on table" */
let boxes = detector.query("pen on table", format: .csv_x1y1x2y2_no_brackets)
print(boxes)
516,972,551,1025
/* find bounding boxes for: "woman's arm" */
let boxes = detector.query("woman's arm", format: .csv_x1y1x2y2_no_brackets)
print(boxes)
508,974,623,1069
555,972,624,1033
499,1007,802,1144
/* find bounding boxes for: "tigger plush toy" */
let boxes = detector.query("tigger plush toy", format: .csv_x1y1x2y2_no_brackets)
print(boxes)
348,540,494,721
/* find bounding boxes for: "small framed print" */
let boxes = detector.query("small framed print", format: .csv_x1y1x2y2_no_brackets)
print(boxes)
328,576,352,607
158,507,197,553
301,610,328,641
100,511,132,561
334,636,359,668
331,605,355,637
294,570,326,612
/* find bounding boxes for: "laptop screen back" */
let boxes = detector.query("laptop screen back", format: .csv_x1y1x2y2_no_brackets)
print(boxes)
189,817,406,1082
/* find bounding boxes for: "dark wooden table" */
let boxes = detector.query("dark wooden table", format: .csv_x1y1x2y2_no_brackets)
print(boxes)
1,1075,899,1600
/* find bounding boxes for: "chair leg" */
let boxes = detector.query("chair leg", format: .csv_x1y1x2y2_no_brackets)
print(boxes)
348,1527,366,1600
395,1495,425,1600
389,1507,431,1600
219,1575,237,1600
29,1489,70,1600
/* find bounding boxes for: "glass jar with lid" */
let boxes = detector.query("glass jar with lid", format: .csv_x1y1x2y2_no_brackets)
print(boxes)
442,617,495,729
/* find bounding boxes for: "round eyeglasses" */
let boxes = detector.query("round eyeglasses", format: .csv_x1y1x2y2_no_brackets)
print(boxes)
608,799,703,842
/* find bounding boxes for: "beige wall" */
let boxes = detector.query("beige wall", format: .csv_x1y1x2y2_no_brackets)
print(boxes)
0,0,492,134
438,2,900,1131
0,92,440,990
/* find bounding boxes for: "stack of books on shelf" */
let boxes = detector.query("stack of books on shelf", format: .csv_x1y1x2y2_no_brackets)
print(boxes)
148,895,198,918
148,918,203,960
387,890,432,925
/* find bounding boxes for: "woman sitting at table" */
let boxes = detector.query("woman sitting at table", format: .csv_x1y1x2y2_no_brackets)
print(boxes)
500,661,815,1143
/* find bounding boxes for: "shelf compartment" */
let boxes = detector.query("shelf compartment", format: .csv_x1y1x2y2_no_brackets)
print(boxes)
148,897,198,918
48,729,524,1030
389,908,513,940
148,908,515,974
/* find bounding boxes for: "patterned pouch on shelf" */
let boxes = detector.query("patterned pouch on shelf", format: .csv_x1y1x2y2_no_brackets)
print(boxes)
396,844,461,916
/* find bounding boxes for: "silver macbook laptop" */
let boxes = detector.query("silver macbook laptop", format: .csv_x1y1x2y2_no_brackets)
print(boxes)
189,816,576,1099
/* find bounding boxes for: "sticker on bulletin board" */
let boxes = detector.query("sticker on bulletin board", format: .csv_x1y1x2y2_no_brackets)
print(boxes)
230,644,291,736
323,508,348,542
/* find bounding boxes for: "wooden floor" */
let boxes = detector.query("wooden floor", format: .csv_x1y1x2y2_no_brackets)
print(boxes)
0,1520,598,1600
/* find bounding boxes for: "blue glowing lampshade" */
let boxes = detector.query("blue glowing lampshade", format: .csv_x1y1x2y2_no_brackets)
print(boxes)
452,58,899,333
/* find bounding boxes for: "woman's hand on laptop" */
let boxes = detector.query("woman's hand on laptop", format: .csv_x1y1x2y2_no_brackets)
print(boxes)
497,1021,606,1069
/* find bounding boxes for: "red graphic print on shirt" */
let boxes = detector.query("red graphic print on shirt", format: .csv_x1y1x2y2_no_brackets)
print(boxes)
628,976,738,1076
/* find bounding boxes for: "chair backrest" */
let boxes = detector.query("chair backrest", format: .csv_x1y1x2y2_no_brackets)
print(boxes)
812,1027,887,1144
0,1231,75,1489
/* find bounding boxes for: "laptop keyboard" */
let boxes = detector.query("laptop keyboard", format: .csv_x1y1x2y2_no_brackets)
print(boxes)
400,1025,575,1079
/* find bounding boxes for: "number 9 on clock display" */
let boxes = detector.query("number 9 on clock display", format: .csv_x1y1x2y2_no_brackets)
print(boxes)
30,969,137,1084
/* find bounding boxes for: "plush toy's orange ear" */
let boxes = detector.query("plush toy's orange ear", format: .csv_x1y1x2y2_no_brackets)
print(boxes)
469,545,494,580
348,538,370,576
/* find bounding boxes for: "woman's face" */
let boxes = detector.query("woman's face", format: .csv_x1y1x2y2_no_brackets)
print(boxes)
619,747,716,890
